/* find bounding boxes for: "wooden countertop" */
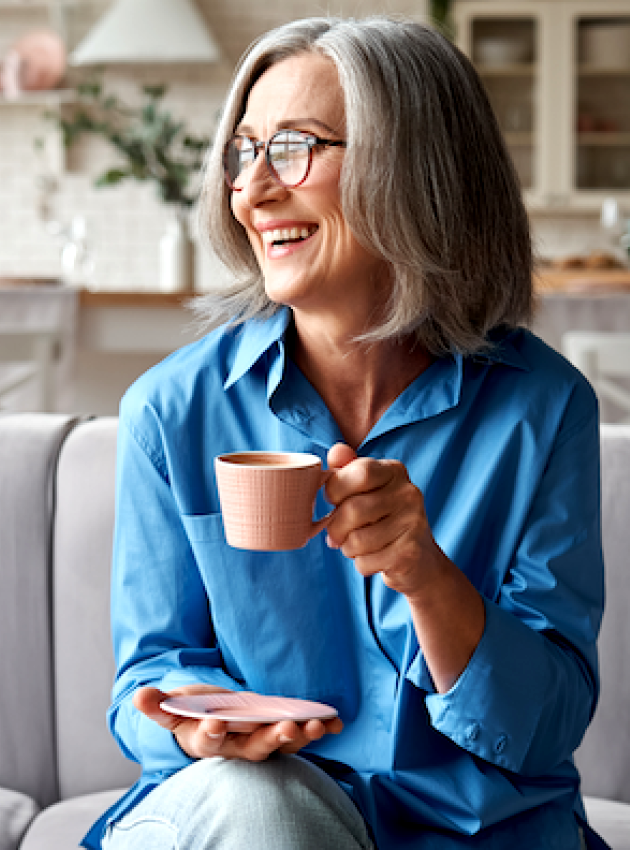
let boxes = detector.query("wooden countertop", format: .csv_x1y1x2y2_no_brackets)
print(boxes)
76,269,630,305
4,269,630,307
533,269,630,294
78,290,198,308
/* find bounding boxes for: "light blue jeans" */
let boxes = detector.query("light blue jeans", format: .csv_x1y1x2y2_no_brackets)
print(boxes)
102,754,375,850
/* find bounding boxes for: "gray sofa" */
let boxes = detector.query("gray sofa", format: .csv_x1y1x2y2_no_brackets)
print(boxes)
0,413,629,850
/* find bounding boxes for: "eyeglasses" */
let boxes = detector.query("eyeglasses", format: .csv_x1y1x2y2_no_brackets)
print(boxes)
223,129,346,191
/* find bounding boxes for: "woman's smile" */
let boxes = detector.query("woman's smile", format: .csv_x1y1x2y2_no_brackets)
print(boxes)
258,222,319,259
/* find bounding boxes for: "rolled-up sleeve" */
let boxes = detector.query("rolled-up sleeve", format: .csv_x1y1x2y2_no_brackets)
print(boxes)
425,407,603,776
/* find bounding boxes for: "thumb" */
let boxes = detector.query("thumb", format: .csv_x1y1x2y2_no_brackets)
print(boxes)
132,686,179,730
327,442,357,471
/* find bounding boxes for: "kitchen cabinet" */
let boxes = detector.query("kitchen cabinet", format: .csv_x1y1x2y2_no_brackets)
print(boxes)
454,0,630,212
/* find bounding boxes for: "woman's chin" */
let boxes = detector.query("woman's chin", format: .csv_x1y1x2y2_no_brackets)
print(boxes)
263,277,313,309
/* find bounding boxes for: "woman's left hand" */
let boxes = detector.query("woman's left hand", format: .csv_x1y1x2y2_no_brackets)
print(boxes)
324,443,485,693
324,443,444,601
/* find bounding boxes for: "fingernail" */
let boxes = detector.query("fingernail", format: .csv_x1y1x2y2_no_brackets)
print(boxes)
278,734,293,744
207,731,224,740
326,534,338,549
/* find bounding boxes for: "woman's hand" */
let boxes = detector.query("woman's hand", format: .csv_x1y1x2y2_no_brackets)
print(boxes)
324,443,485,692
324,443,445,600
133,685,343,762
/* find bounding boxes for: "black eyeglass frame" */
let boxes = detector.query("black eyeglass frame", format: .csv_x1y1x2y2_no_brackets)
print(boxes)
223,129,347,191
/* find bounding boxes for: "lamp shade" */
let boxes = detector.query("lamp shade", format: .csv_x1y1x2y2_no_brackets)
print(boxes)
70,0,221,65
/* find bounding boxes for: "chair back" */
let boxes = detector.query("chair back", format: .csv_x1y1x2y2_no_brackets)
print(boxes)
562,331,630,423
0,330,60,412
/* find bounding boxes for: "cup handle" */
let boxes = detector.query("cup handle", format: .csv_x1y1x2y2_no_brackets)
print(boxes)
309,468,333,540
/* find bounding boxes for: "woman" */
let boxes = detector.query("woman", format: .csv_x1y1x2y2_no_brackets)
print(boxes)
83,16,606,850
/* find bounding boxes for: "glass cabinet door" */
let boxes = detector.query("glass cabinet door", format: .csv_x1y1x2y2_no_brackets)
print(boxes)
471,17,537,192
455,1,630,211
574,15,630,194
454,3,546,206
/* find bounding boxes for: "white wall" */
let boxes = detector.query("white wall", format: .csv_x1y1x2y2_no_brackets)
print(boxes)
0,0,607,293
0,0,438,292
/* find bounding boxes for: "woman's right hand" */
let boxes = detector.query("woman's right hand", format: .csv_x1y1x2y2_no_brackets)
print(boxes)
133,685,343,762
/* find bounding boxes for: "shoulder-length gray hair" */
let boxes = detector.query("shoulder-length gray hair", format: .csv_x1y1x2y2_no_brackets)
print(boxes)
195,16,533,356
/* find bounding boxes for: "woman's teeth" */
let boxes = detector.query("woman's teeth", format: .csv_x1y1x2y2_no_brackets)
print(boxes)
261,226,317,246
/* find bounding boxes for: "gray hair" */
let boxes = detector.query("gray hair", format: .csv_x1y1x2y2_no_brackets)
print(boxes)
195,16,533,356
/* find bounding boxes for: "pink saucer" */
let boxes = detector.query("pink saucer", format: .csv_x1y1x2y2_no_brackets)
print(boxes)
160,692,338,725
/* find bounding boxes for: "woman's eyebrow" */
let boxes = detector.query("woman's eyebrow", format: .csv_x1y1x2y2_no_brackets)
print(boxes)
234,118,343,137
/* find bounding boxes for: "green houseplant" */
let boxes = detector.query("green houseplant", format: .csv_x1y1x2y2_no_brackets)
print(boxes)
49,77,210,208
430,0,454,37
45,78,212,291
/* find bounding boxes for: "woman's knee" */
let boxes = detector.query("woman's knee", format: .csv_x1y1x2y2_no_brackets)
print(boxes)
195,754,372,848
106,755,372,850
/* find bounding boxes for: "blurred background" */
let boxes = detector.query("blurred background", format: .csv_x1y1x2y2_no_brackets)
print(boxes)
1,0,630,419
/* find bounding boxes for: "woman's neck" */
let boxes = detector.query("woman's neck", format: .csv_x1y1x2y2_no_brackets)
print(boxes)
288,320,433,449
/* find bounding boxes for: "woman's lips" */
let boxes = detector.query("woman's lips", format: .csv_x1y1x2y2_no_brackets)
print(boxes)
260,225,318,246
261,225,318,258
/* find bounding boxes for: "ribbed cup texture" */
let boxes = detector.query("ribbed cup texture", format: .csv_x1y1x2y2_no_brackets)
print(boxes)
215,453,323,551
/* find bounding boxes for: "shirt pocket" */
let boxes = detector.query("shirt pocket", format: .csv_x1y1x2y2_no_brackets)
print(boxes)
180,511,356,717
181,511,226,543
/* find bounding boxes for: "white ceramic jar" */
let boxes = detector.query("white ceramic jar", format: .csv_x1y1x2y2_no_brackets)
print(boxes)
159,213,195,293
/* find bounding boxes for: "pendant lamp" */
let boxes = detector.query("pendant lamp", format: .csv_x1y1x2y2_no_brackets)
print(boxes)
70,0,221,65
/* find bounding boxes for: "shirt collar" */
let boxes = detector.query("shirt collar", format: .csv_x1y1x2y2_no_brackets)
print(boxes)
224,312,531,394
224,308,291,390
469,328,532,372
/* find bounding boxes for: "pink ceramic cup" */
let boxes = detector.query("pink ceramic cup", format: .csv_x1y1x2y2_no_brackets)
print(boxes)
215,451,330,551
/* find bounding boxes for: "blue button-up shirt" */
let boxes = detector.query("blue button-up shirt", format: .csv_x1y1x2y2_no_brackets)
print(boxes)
83,308,605,849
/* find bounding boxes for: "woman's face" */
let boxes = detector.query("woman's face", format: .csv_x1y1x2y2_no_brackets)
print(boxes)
230,53,390,330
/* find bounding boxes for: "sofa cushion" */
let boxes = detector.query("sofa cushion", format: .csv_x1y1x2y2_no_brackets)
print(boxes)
0,788,38,850
0,414,78,808
53,418,139,800
19,790,125,850
584,796,630,850
575,425,630,804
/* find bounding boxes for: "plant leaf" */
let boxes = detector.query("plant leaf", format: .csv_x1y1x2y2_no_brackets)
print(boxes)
95,168,130,187
144,84,167,100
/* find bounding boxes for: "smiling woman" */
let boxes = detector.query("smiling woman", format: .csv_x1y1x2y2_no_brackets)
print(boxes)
83,15,606,850
196,17,532,356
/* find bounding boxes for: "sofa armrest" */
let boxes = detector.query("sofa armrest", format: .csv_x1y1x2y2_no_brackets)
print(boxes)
0,788,39,850
584,796,630,850
52,417,140,799
0,414,78,807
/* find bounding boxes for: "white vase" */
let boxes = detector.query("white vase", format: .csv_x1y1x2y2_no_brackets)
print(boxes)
159,212,194,293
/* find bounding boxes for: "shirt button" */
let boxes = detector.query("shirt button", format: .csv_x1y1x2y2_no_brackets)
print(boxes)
494,734,508,753
465,722,480,741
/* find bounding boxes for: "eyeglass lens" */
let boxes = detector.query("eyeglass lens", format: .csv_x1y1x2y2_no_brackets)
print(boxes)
226,130,311,189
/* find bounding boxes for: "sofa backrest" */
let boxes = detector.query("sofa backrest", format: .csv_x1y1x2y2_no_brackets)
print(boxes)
575,423,630,804
52,417,139,800
2,414,628,808
0,413,78,807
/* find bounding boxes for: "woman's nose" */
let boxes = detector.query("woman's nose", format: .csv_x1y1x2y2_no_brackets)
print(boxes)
240,151,287,207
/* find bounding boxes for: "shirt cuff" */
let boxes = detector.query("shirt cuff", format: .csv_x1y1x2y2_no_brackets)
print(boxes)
424,600,547,773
